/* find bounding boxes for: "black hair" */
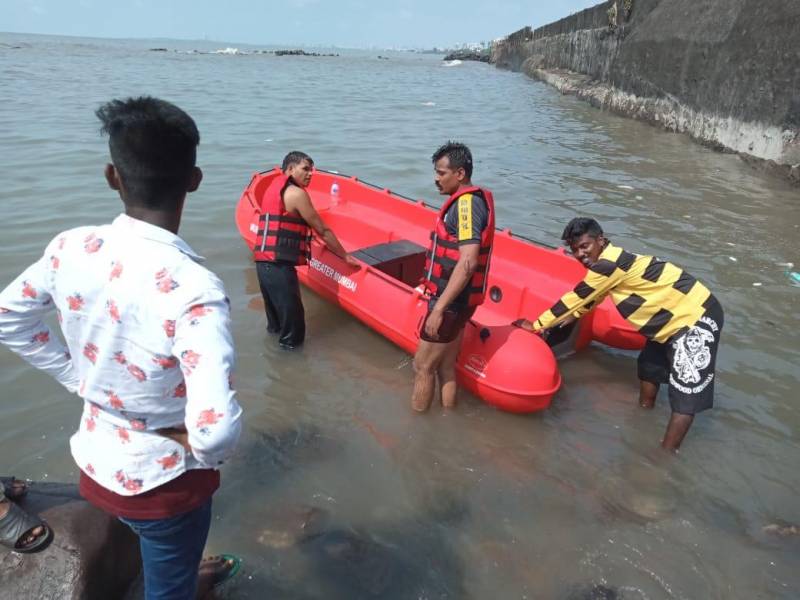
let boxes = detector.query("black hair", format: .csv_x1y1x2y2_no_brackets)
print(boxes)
561,217,604,245
282,151,314,171
96,97,199,209
431,141,473,178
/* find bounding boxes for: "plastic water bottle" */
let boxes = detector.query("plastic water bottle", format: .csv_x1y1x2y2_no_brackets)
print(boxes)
330,182,340,205
781,262,800,287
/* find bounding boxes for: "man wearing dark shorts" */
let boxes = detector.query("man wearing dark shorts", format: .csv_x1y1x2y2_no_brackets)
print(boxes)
412,142,495,412
420,299,477,344
515,217,723,451
637,299,723,418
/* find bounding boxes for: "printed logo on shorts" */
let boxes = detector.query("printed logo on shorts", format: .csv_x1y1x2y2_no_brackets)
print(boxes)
671,319,716,390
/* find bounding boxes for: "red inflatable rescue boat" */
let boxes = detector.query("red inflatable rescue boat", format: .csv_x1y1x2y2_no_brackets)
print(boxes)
236,168,644,413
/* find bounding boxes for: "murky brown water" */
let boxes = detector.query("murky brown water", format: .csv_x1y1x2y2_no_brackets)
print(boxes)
1,33,799,599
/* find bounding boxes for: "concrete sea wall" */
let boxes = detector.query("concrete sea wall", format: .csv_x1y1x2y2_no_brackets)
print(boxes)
492,0,800,184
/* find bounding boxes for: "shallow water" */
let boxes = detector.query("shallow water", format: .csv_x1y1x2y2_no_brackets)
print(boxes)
1,33,799,599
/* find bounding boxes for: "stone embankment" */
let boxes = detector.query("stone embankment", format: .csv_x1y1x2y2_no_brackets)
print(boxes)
491,0,800,184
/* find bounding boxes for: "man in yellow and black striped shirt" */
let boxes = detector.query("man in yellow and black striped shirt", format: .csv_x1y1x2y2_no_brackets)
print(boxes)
516,218,724,451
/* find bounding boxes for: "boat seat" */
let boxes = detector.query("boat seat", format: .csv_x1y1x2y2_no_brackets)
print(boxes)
353,240,427,288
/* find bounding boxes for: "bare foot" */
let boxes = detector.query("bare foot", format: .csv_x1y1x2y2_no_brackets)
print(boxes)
441,397,457,409
195,555,240,599
1,477,28,500
411,396,432,412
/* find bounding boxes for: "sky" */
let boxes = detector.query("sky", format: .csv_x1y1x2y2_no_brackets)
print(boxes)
3,0,601,48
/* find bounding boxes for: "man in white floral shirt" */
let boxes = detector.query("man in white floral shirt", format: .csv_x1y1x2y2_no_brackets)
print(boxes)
0,97,243,599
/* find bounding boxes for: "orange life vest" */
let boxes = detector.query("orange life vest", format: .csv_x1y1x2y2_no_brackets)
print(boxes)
252,174,312,265
423,186,495,306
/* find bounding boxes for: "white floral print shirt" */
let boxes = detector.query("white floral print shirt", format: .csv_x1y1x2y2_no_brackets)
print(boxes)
0,214,242,495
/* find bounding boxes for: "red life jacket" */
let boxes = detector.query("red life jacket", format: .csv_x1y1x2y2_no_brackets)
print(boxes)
423,186,495,306
252,174,312,265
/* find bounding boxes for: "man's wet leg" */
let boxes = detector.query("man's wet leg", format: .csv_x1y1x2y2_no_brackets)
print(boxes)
412,340,444,412
639,380,658,409
661,412,694,451
438,330,464,408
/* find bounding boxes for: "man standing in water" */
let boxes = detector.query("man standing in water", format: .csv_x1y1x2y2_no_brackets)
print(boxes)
515,218,723,451
252,151,359,349
0,97,242,598
412,142,495,412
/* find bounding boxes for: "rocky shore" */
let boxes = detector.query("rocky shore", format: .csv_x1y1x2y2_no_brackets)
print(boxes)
442,48,491,63
273,49,338,57
149,47,339,57
491,0,800,185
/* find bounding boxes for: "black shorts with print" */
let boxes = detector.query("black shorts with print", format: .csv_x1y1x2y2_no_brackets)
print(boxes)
637,296,724,415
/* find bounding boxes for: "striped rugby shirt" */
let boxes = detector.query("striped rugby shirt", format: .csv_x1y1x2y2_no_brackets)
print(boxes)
533,242,712,343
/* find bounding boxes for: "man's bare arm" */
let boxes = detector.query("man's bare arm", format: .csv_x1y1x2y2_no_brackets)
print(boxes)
422,244,480,339
284,187,359,267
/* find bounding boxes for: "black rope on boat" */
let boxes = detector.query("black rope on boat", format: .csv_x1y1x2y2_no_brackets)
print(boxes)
255,168,562,251
315,167,353,179
507,232,559,250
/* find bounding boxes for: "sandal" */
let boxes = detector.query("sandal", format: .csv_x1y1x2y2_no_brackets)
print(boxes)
0,476,28,501
0,500,53,554
201,554,242,589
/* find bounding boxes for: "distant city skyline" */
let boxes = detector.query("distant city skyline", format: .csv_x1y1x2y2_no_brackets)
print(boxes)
4,1,601,48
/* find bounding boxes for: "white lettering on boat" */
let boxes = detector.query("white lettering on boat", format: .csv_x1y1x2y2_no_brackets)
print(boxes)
309,258,358,292
463,354,487,378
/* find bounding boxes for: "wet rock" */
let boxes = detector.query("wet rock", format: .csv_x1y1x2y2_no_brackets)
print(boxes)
422,491,470,526
239,426,341,476
257,505,330,549
564,584,620,600
273,49,339,57
762,522,800,537
298,522,465,599
0,481,140,600
299,528,412,598
442,49,491,63
610,488,676,523
597,460,678,524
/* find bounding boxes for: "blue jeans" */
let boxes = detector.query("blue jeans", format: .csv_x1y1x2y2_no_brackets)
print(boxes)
119,500,212,600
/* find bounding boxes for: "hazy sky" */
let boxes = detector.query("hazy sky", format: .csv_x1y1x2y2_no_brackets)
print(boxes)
4,0,600,48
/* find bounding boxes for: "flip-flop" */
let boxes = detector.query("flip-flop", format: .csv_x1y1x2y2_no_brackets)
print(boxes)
0,477,28,501
207,554,242,589
0,501,53,554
